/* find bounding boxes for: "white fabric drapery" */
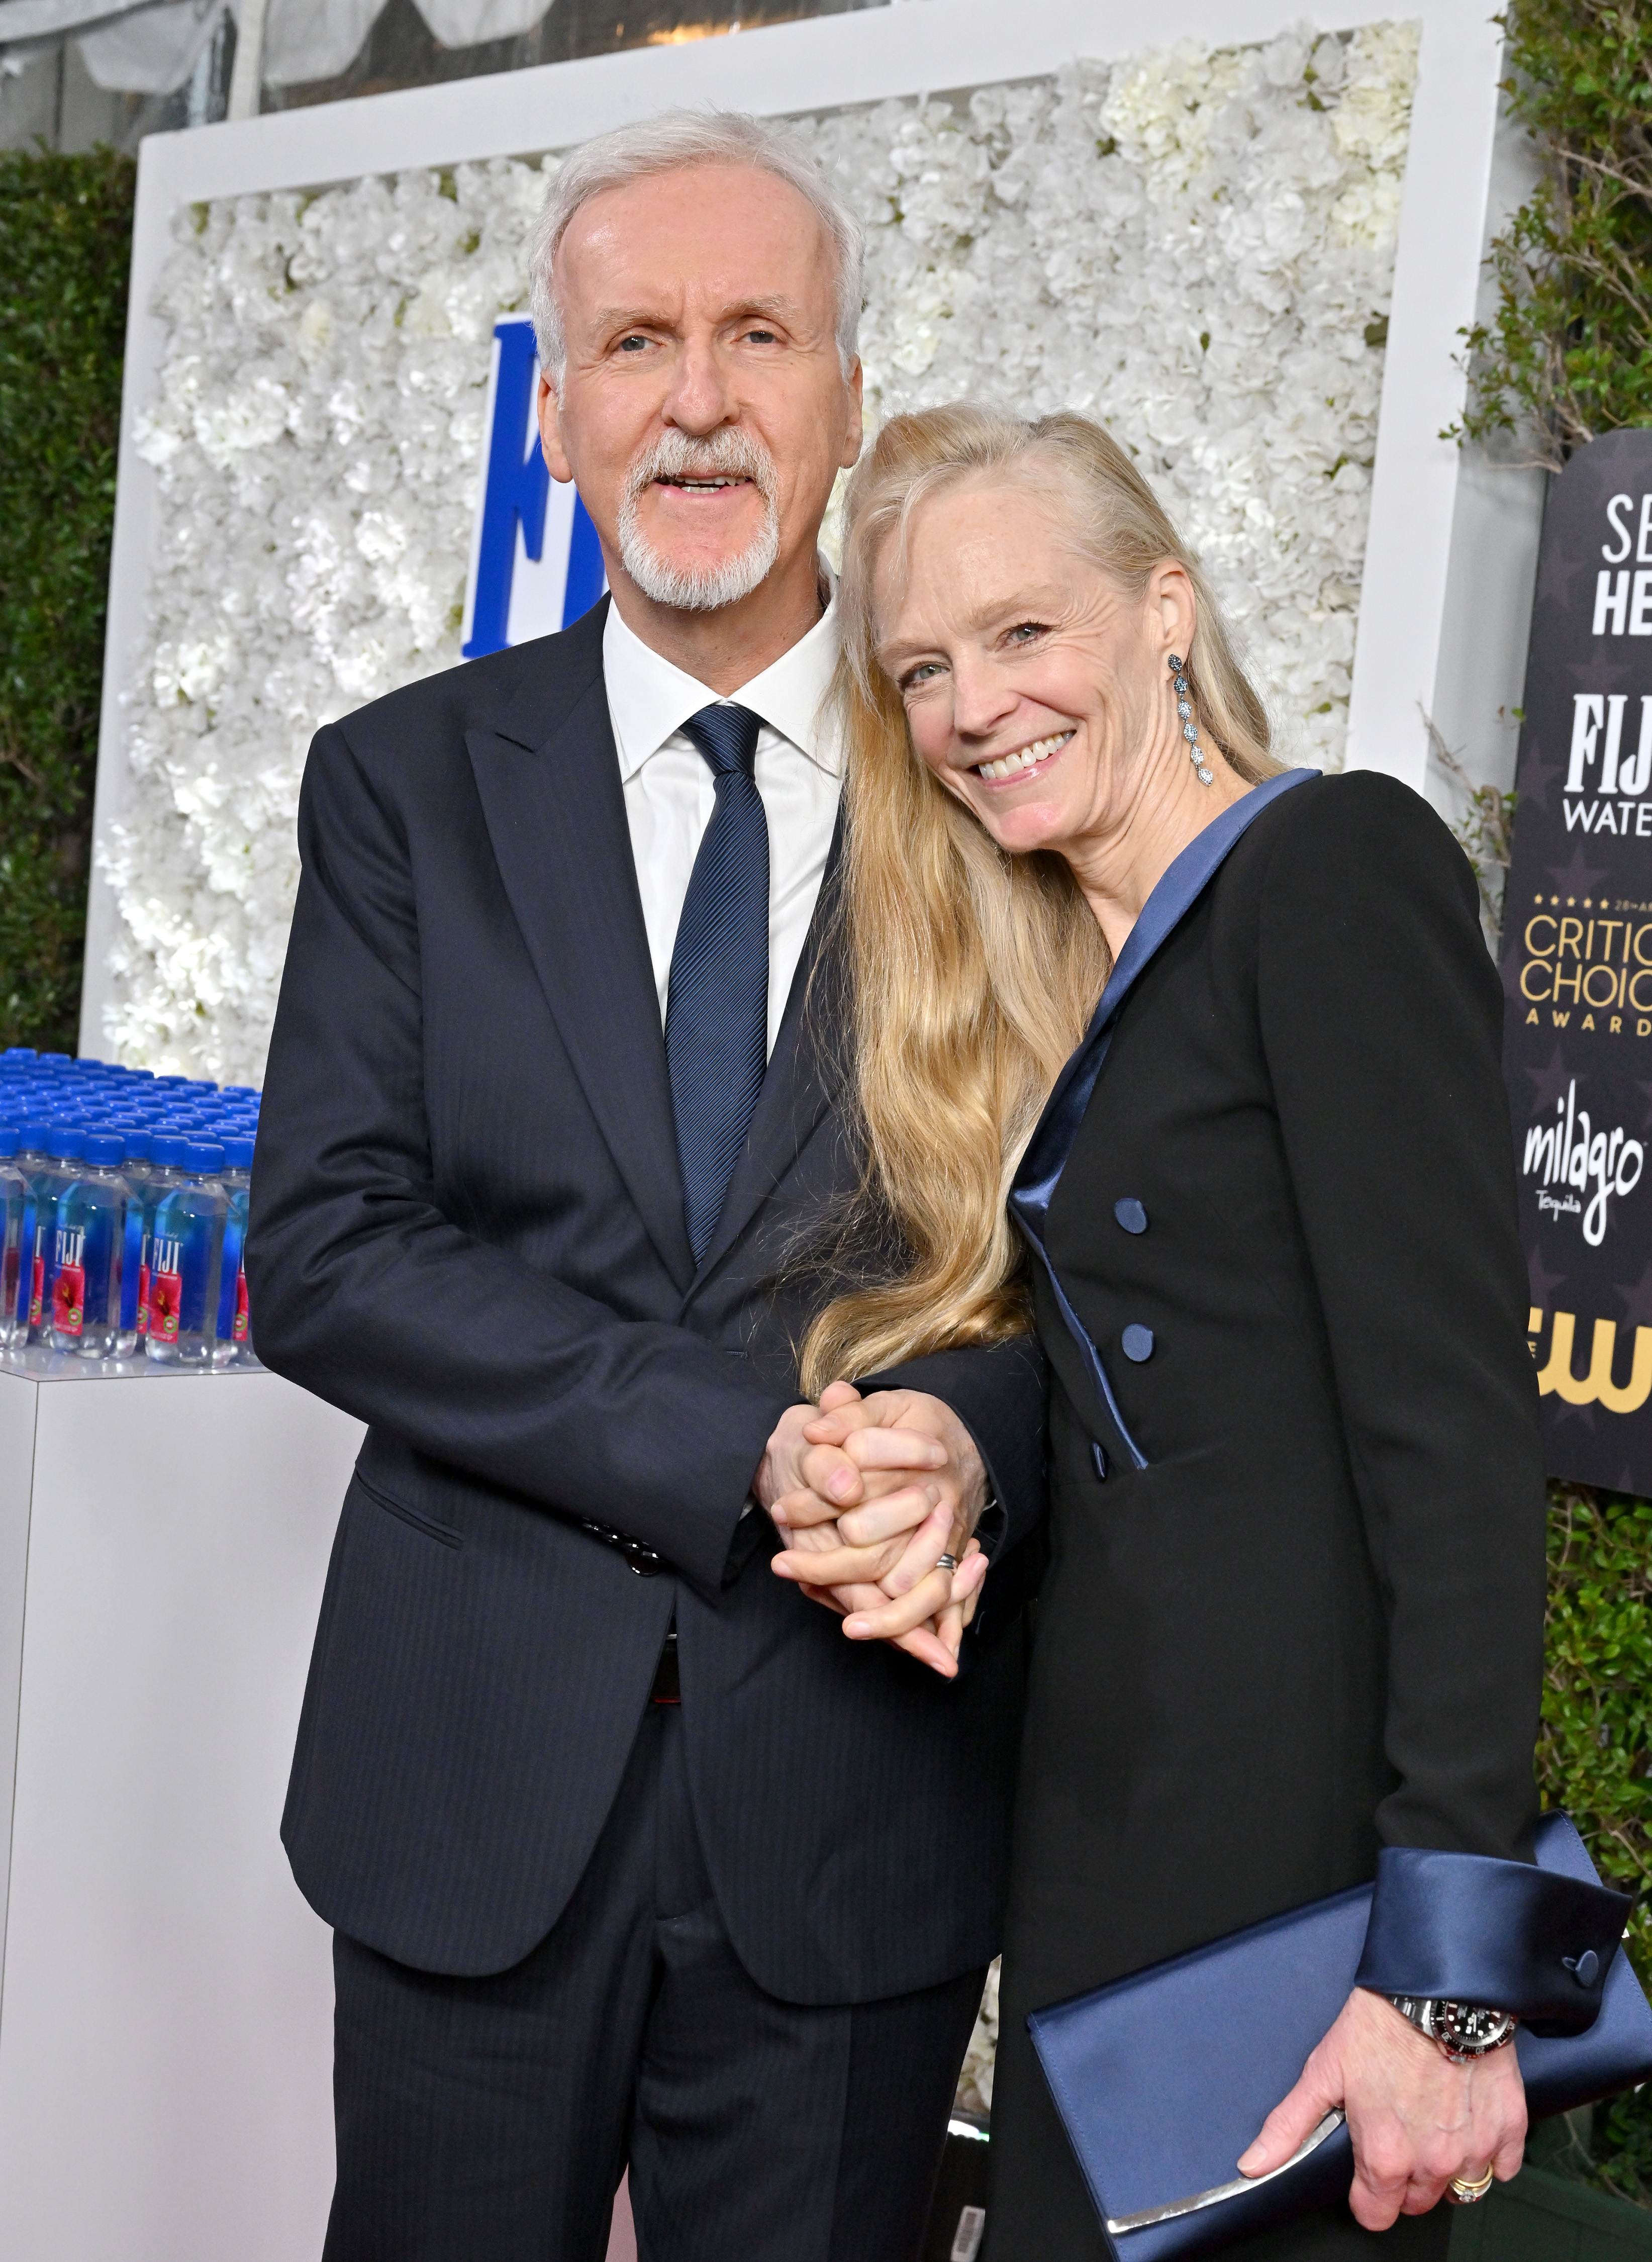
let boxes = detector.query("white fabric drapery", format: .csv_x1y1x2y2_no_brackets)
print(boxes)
0,0,553,96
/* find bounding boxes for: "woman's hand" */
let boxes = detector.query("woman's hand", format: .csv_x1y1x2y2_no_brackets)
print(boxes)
756,1383,990,1676
1237,1988,1526,2228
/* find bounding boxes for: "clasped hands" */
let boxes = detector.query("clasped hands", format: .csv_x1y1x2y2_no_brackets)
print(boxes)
754,1381,990,1678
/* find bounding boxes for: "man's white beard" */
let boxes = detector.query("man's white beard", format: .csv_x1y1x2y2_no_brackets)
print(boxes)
617,430,782,612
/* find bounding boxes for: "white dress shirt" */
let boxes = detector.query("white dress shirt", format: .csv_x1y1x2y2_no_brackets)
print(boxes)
602,588,843,1059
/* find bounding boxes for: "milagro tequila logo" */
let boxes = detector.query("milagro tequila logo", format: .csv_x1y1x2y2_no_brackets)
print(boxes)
1522,1079,1644,1247
460,318,606,658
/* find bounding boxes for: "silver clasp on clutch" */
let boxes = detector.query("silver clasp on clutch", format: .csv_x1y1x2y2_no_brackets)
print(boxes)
1104,2108,1348,2235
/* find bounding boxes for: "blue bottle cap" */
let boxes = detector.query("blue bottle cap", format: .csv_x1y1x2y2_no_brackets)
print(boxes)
126,1068,155,1080
0,1125,18,1157
149,1133,193,1170
37,1053,70,1065
83,1130,126,1166
122,1129,153,1164
19,1119,52,1151
46,1123,85,1160
222,1085,261,1098
2,1048,37,1060
222,1134,256,1169
187,1140,226,1174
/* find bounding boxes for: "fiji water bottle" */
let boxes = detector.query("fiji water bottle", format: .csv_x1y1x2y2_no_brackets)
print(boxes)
146,1140,226,1367
131,1131,190,1346
12,1118,53,1339
27,1124,85,1342
41,1132,132,1359
117,1129,152,1351
213,1134,255,1368
0,1125,26,1350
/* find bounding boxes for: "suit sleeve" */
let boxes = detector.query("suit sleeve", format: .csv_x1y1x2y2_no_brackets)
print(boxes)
246,721,790,1601
1254,775,1583,2018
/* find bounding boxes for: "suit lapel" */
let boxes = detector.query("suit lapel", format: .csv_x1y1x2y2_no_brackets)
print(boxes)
692,813,848,1286
466,618,695,1289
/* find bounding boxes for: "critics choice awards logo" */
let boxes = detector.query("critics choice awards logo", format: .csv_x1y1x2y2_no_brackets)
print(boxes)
1502,430,1652,1483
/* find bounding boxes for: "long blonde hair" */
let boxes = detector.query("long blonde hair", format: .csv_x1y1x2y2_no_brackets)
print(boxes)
798,405,1278,1394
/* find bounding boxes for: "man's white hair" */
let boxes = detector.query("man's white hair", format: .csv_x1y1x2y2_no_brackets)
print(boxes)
528,109,864,382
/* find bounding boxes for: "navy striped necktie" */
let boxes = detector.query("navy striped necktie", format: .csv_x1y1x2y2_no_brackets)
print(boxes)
665,703,770,1266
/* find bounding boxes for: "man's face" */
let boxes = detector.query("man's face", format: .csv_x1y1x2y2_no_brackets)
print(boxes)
538,162,863,612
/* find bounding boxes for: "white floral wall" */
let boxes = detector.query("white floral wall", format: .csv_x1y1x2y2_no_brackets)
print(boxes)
110,20,1418,1079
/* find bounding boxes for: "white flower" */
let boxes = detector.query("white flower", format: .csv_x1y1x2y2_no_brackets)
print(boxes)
103,32,1417,1080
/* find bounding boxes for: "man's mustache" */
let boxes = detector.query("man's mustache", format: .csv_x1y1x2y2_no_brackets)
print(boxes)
625,429,778,504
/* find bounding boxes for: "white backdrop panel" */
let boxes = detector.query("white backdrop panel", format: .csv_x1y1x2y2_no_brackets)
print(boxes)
82,0,1541,1062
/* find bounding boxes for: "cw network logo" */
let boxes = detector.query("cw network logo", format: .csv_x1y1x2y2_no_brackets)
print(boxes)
460,318,606,658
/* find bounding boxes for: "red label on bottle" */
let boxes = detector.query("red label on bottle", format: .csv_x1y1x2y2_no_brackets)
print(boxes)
51,1263,84,1337
233,1270,249,1343
137,1261,150,1337
150,1268,181,1344
28,1252,43,1328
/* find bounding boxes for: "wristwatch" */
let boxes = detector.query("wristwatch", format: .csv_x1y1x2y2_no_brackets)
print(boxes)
1386,1995,1517,2062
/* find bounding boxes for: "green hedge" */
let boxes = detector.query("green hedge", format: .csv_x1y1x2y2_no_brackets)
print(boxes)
1453,1,1652,463
0,145,135,1054
1538,1488,1652,2204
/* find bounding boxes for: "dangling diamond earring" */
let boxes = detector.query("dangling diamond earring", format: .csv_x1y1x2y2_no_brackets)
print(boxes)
1169,653,1214,787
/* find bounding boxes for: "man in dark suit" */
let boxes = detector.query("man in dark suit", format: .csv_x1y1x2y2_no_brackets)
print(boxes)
246,108,1043,2262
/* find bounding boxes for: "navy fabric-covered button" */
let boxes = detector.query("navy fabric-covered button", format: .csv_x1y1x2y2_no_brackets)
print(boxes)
1568,1949,1601,1988
1091,1440,1107,1482
1114,1198,1148,1235
1121,1325,1155,1363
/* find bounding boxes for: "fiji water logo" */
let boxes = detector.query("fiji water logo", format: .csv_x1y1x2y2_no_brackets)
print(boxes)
1522,1079,1645,1246
150,1236,183,1344
460,318,606,658
50,1225,84,1335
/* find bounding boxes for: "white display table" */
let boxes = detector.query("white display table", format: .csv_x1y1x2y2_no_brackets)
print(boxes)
0,1353,638,2261
0,1355,362,2262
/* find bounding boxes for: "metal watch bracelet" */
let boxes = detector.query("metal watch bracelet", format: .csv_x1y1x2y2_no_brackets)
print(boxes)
1387,1995,1517,2062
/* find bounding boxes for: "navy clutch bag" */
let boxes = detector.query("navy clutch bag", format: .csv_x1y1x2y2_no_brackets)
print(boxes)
1027,1814,1652,2260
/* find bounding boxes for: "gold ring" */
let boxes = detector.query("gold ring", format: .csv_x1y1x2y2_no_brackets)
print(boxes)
1448,2166,1495,2205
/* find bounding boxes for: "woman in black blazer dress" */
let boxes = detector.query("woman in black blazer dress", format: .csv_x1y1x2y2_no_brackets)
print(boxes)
768,405,1563,2258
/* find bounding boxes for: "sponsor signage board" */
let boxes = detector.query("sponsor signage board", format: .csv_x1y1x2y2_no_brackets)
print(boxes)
461,316,606,657
1502,429,1652,1489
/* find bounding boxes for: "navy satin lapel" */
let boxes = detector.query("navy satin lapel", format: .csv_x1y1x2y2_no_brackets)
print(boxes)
1015,768,1318,1226
466,660,695,1291
1009,769,1317,1470
691,811,847,1286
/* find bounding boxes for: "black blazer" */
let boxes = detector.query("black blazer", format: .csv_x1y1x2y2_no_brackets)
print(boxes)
1002,772,1548,2008
246,599,1045,1997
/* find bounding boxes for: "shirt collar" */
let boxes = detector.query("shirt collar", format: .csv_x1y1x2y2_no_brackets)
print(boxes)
603,571,841,782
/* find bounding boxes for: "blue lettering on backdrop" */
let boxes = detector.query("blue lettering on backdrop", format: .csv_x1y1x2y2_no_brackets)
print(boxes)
461,317,606,658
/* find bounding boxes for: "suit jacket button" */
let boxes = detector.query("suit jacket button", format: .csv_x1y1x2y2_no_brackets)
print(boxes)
1121,1324,1154,1363
1114,1198,1148,1235
1566,1949,1601,1988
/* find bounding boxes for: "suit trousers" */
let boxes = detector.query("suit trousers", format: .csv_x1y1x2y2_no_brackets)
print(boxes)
323,1697,987,2262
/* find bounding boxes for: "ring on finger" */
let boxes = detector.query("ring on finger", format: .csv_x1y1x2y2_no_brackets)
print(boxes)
1447,2166,1495,2205
934,1553,958,1573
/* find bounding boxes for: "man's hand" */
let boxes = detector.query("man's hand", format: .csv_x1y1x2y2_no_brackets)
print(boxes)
1237,1988,1526,2228
755,1382,991,1676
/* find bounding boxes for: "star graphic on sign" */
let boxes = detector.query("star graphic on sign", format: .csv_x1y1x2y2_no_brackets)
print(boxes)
1615,1260,1652,1332
1537,547,1594,609
1514,739,1563,816
1547,1397,1598,1434
1523,1044,1575,1112
1528,1246,1567,1306
1546,844,1611,897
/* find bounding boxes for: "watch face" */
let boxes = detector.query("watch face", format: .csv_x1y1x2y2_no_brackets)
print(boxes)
1433,2002,1512,2054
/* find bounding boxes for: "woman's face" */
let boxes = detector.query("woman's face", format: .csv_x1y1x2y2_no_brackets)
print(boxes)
873,477,1193,863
